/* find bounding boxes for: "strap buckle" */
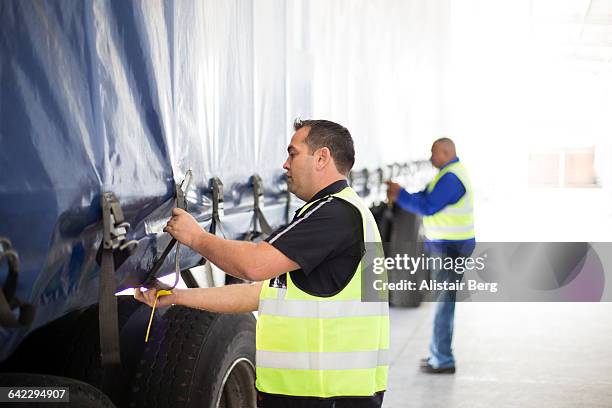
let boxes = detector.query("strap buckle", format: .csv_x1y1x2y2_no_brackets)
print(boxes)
143,171,193,289
0,238,35,328
251,174,265,210
175,169,193,211
101,192,134,251
210,176,224,219
248,174,273,237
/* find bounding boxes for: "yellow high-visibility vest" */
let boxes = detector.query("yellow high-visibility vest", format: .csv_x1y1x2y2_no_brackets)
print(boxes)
423,161,475,241
256,186,389,398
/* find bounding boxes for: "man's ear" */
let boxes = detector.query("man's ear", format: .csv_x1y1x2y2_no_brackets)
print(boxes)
315,147,332,170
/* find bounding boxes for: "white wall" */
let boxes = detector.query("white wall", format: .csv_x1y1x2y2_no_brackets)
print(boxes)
446,0,612,241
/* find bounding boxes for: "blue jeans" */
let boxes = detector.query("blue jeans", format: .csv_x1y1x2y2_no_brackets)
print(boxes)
426,242,472,369
428,268,462,368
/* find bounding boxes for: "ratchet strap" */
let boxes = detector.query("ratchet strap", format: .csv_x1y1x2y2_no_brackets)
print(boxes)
196,177,227,267
99,192,137,399
0,238,35,327
208,176,226,237
140,171,193,342
143,170,193,291
363,168,371,197
245,174,273,240
285,185,292,226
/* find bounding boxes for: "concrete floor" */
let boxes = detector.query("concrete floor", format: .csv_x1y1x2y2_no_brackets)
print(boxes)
385,302,612,407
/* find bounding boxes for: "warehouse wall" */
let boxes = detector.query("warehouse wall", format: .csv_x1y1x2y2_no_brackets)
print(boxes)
446,0,612,241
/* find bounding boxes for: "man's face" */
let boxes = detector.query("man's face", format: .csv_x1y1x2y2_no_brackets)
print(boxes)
283,127,315,200
430,142,445,169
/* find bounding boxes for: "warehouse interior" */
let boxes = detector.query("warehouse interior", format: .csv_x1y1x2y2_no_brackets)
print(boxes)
381,1,612,407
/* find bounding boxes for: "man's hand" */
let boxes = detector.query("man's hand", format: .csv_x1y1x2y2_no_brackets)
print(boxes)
164,208,202,249
134,287,179,308
385,181,402,202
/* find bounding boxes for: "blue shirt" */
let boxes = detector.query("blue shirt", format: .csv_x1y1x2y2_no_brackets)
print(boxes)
395,158,475,255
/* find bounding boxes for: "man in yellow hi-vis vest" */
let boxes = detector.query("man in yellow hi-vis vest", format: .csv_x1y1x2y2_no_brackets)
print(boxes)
135,119,389,407
386,138,475,374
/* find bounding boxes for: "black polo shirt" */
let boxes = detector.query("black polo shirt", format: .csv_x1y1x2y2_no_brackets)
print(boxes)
265,179,365,297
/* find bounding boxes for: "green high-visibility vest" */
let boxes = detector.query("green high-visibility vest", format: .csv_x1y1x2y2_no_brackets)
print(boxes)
422,160,475,241
256,186,389,398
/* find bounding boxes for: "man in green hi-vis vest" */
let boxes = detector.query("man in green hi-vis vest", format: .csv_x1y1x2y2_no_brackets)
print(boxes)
386,138,475,375
135,119,389,407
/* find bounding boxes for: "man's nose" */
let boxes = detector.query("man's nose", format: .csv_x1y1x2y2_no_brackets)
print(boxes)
283,158,290,170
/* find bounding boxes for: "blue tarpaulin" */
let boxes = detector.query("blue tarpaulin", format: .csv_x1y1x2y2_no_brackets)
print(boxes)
0,0,292,361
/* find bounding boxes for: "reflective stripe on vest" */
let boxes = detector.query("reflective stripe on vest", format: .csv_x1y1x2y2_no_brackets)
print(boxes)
259,298,388,318
257,349,389,370
423,161,475,240
256,186,389,398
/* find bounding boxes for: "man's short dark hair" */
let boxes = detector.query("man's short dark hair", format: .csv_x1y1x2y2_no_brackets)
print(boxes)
293,119,355,174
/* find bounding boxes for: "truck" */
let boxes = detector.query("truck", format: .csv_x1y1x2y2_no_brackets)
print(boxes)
0,1,446,406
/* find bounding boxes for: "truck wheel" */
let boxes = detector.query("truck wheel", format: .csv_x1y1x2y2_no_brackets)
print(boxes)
388,208,426,308
129,307,256,408
60,296,143,386
0,373,115,407
0,297,146,406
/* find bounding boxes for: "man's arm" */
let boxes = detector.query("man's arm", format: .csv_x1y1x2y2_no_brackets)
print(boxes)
134,282,263,313
164,208,299,282
386,173,465,216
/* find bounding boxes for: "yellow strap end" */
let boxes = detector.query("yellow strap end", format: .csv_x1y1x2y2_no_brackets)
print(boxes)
144,289,173,343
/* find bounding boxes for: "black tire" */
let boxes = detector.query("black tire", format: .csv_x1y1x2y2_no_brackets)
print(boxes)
59,296,143,387
387,240,427,308
0,373,115,408
387,208,427,308
129,307,256,408
370,203,394,242
0,297,147,406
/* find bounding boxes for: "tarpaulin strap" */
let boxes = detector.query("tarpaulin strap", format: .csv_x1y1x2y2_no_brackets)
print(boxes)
0,240,35,328
194,177,226,271
285,186,292,226
375,167,383,202
141,172,194,343
99,192,135,399
377,168,384,191
0,293,35,327
0,238,17,299
144,170,193,291
209,176,226,237
250,174,273,236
